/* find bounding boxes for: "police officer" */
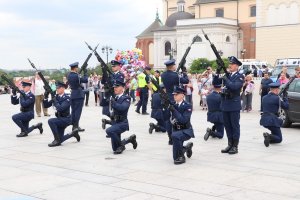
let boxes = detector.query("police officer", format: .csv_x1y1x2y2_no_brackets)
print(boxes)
204,79,224,140
106,79,137,154
213,56,244,154
43,81,80,147
101,60,124,130
260,82,289,147
67,62,88,133
135,66,152,115
161,59,189,145
151,70,162,93
169,86,194,165
149,83,167,134
11,81,43,137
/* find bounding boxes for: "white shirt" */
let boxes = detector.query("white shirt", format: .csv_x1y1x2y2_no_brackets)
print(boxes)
115,93,124,100
231,71,238,77
34,79,45,95
176,100,183,107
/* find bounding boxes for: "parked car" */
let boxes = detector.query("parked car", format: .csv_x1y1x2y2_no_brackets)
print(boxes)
279,78,300,127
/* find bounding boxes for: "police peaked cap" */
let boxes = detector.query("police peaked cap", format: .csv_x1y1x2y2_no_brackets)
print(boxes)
21,81,32,87
111,60,122,66
228,56,242,66
69,62,79,68
164,59,176,67
172,86,186,94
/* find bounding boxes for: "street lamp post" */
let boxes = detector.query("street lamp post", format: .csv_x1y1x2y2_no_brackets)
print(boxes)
102,45,113,65
241,49,246,62
168,48,177,60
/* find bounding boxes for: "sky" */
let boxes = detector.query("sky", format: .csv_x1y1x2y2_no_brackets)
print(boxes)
0,0,163,70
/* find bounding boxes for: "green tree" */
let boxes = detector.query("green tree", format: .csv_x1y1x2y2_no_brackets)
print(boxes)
189,58,211,74
211,58,230,71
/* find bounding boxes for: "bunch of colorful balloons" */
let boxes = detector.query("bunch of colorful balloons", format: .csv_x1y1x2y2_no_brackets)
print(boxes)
115,48,146,78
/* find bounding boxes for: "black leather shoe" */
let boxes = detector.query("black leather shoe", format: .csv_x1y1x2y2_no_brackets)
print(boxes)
142,112,149,115
263,132,270,147
130,134,137,149
113,146,125,154
149,123,155,134
185,142,193,158
135,110,140,114
78,127,85,132
16,132,28,137
174,156,186,165
204,128,211,141
48,140,61,147
102,119,106,130
37,123,43,134
228,146,238,154
168,138,173,145
72,128,80,142
221,140,233,153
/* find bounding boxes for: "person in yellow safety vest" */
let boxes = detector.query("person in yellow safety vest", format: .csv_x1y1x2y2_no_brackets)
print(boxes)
129,74,138,103
152,70,162,92
135,67,152,115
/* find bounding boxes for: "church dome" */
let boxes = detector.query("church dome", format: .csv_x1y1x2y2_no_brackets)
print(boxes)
165,11,194,27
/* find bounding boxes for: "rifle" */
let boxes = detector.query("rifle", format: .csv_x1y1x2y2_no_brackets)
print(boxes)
85,42,114,97
79,42,99,74
27,58,54,98
149,75,171,109
176,35,200,73
0,73,26,98
202,29,230,77
279,76,296,97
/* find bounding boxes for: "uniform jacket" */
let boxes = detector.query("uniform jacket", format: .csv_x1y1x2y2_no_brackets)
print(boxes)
207,91,223,123
213,73,244,112
43,93,71,117
151,93,164,120
171,100,194,138
11,91,35,112
260,93,289,127
100,71,124,106
161,71,189,101
111,94,131,130
67,72,88,100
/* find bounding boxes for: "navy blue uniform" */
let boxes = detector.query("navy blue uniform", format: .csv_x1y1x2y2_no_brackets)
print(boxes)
67,72,88,128
11,92,37,134
101,71,124,116
260,93,289,144
161,71,189,141
150,93,166,132
106,94,131,151
43,94,75,143
213,72,244,148
260,78,273,111
206,91,224,138
171,101,194,160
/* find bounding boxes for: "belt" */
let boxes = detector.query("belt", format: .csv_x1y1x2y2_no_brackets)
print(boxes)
173,123,190,131
112,115,127,122
209,110,221,113
55,112,70,118
262,112,279,117
20,107,32,112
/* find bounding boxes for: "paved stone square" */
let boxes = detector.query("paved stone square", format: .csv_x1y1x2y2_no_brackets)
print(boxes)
0,80,300,200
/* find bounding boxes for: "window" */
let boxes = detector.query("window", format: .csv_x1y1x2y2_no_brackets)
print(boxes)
250,5,256,17
294,81,300,93
216,8,224,17
226,36,230,42
165,41,171,56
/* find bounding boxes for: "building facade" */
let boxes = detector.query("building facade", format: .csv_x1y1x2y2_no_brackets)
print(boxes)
256,0,300,64
137,0,256,69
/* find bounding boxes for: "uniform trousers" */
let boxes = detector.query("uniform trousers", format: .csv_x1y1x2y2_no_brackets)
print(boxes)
136,88,149,113
106,120,129,151
212,122,224,138
48,117,73,143
265,126,283,143
223,111,240,141
71,99,84,127
172,131,191,160
12,111,35,133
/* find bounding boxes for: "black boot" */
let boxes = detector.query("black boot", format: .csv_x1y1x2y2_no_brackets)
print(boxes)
204,128,212,141
71,127,80,142
16,132,28,137
48,133,61,147
185,142,193,158
228,140,239,154
154,124,161,132
113,145,125,154
129,134,138,149
174,151,186,165
36,123,43,134
263,132,270,147
221,139,233,153
149,123,155,134
102,119,106,130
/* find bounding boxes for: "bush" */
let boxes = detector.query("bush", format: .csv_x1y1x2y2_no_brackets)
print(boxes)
189,58,211,74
